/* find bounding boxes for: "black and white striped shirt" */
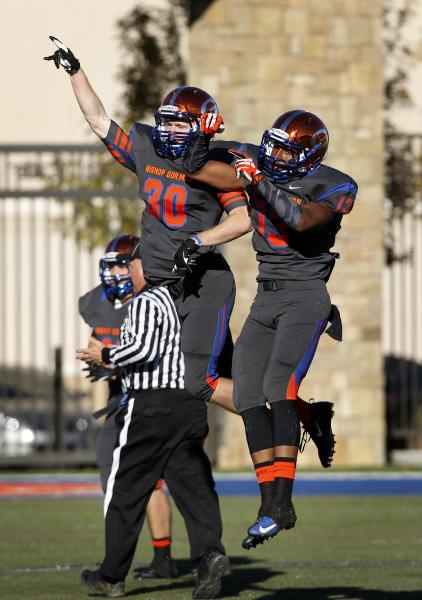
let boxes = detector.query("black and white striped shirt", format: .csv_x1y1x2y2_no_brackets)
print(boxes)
106,286,185,391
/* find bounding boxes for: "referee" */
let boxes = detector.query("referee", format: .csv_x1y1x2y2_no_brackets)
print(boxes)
79,234,178,579
76,244,230,599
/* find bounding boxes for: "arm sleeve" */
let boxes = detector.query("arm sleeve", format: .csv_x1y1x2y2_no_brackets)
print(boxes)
182,134,236,174
252,178,305,229
314,179,358,214
108,297,162,367
101,120,137,174
217,190,249,213
182,131,210,174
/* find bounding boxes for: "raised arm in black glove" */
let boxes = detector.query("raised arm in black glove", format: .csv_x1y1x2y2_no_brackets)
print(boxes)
44,35,80,75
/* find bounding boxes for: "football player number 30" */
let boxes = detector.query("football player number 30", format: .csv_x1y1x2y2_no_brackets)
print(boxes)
143,177,187,229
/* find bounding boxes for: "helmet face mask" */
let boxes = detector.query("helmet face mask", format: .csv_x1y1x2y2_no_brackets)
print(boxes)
152,87,219,159
100,253,134,303
100,235,141,304
153,105,199,159
258,110,329,182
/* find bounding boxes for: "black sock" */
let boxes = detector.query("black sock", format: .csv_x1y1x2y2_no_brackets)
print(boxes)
152,537,172,560
254,461,275,516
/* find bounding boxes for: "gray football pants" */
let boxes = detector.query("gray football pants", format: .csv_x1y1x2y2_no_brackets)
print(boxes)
174,252,235,402
233,279,331,412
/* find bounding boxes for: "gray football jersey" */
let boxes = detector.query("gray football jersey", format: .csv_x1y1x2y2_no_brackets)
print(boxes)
103,121,247,284
79,284,128,394
230,143,358,281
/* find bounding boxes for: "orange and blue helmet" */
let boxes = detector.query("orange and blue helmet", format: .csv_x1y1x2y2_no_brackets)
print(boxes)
99,234,140,303
258,110,329,182
152,86,220,159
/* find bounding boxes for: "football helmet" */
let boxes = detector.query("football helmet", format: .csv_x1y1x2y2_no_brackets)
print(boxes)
152,86,220,159
99,234,140,303
258,110,329,181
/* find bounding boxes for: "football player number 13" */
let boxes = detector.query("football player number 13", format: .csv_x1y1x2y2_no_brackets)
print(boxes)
143,177,187,229
256,198,288,248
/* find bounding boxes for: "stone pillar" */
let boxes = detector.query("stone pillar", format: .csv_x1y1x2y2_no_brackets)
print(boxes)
189,0,385,467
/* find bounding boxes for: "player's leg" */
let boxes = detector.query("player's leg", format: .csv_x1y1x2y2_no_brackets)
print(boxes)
193,318,335,459
259,281,331,533
134,481,179,579
178,267,333,442
208,328,238,414
146,482,172,553
232,299,279,547
177,254,236,406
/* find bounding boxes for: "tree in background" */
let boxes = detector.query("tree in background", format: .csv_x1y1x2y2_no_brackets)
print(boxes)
116,1,187,126
384,0,414,125
383,0,420,264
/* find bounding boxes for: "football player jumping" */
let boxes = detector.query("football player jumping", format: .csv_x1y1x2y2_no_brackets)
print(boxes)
44,36,338,473
44,36,329,441
44,35,251,415
180,109,357,549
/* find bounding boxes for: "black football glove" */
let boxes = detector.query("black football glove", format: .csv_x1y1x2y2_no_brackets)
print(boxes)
82,364,113,382
173,237,201,275
44,35,80,75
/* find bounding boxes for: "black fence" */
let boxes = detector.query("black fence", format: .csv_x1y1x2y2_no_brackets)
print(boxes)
384,133,422,454
0,144,138,467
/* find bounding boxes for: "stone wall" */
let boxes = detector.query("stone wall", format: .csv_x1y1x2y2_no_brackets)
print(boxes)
188,0,385,467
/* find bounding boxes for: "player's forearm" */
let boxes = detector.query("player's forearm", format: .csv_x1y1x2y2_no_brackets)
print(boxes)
70,69,111,138
252,179,334,232
189,161,245,192
252,178,304,230
197,206,253,246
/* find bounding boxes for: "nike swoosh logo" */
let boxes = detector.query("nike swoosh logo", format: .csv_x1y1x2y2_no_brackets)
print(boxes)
289,185,301,190
259,523,277,534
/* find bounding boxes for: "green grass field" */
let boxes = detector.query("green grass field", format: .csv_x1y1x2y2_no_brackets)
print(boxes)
1,496,421,599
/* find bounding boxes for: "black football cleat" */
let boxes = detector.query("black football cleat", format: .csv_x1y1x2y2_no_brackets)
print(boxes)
192,551,231,599
81,566,125,597
133,555,179,579
241,532,266,550
301,401,336,468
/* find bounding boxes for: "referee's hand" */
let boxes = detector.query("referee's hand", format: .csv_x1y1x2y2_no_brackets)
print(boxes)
44,35,80,75
76,337,104,365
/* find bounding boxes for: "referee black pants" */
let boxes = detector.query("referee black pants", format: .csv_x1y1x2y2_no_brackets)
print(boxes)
100,389,225,582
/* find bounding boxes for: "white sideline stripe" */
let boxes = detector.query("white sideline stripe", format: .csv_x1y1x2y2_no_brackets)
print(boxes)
103,397,135,518
2,558,422,574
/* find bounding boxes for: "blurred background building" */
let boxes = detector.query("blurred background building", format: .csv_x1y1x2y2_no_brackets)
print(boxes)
1,0,421,468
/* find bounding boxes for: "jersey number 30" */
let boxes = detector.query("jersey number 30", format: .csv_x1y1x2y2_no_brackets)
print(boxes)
143,177,187,229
